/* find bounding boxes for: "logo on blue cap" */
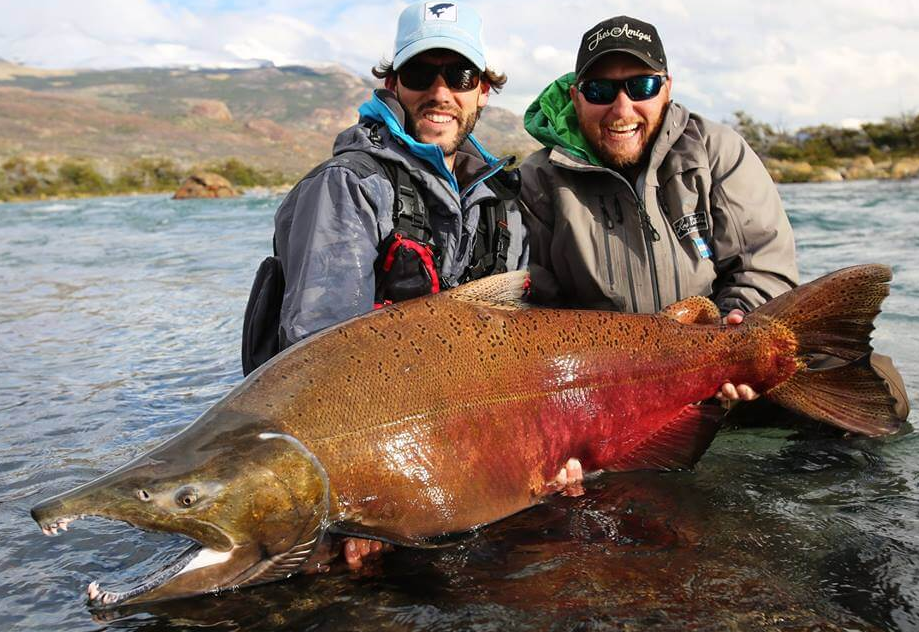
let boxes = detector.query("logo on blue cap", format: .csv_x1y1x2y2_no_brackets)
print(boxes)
426,3,457,20
392,1,486,71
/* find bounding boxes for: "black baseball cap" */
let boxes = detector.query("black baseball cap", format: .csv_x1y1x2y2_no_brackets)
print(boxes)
575,16,667,80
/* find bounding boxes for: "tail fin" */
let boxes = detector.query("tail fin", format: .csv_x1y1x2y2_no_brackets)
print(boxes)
752,264,904,436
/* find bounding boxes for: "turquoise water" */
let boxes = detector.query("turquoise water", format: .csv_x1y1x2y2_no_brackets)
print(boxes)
0,180,917,631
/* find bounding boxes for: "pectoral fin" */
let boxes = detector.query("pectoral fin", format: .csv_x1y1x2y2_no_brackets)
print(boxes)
613,403,724,471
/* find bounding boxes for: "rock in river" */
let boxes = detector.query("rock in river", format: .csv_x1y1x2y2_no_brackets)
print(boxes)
173,172,238,199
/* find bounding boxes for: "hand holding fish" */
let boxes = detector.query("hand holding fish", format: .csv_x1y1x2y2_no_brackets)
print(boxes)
716,309,761,404
343,538,391,570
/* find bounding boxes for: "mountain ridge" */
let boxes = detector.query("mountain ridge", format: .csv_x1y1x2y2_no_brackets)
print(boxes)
0,61,540,180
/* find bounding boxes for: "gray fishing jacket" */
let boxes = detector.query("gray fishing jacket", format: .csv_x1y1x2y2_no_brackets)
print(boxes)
520,98,798,315
275,89,528,346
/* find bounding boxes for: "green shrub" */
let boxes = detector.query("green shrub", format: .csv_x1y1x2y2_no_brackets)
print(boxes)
207,157,285,187
58,160,107,193
114,158,183,192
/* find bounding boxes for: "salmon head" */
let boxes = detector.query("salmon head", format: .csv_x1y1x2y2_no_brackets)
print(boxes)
30,409,329,608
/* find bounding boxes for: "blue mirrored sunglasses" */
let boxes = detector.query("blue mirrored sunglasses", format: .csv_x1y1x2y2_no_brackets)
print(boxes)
577,75,667,104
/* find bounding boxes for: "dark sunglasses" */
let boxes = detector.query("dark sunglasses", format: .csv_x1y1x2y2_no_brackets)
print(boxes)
397,60,482,92
576,75,667,105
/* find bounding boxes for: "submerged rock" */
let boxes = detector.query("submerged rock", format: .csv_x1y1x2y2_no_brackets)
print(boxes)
173,172,238,199
812,166,844,182
843,156,877,180
891,157,919,180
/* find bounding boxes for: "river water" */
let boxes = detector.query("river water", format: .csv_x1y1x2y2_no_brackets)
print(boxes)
1,180,917,631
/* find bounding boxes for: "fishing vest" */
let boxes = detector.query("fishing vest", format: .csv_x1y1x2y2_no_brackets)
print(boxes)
241,150,515,376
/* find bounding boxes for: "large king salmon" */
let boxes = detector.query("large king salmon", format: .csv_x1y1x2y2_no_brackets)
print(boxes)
31,264,905,608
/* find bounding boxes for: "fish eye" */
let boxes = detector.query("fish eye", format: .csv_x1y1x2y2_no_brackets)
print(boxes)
136,489,151,502
174,487,199,508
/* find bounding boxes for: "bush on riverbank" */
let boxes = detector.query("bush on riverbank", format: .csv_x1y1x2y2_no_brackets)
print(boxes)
732,111,919,183
0,156,289,202
206,158,286,188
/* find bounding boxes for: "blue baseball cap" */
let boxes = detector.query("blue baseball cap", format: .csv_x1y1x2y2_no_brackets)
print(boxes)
392,1,487,71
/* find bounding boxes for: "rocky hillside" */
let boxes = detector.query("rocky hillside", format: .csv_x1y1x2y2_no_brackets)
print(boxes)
0,60,539,182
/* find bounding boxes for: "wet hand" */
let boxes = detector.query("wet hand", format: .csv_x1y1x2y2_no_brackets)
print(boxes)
553,458,585,497
343,537,392,570
716,309,760,403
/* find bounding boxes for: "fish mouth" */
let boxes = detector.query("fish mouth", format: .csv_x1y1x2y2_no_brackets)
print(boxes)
86,542,204,608
36,511,240,609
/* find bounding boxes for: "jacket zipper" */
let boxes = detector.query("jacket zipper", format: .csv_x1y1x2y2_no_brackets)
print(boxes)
636,195,662,312
599,196,618,305
612,197,638,311
656,188,682,302
589,166,662,313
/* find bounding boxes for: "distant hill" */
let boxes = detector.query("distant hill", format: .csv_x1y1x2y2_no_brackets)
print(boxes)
0,61,540,180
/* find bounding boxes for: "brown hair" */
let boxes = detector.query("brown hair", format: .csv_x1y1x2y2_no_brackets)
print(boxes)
371,58,507,92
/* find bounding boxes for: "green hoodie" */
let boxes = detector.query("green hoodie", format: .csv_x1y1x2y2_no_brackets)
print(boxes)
523,72,603,167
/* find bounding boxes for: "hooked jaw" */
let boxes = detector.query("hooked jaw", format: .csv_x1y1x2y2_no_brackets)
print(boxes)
30,431,332,609
31,496,249,608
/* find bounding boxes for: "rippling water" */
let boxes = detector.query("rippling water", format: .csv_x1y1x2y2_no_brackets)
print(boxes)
1,180,917,631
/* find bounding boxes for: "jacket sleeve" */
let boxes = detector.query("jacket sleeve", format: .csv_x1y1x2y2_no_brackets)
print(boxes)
503,196,530,271
518,150,555,272
517,150,580,305
707,128,800,313
274,166,391,346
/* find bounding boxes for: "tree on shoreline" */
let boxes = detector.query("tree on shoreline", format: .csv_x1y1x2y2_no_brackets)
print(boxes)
730,110,919,163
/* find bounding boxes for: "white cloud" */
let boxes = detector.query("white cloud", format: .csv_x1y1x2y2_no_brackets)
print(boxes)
0,0,917,128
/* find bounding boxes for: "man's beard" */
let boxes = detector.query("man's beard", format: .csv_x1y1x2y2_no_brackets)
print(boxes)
588,111,666,171
405,102,481,156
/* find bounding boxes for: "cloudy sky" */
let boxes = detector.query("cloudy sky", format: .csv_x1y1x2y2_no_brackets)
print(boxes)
1,0,918,129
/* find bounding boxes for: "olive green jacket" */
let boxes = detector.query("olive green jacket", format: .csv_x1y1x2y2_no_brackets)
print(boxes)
520,74,798,314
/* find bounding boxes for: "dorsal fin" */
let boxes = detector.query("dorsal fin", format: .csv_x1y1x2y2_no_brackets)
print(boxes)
660,296,721,325
448,270,530,311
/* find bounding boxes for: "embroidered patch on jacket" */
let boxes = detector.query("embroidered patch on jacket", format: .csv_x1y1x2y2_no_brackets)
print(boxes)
692,237,712,259
671,212,709,240
425,2,457,20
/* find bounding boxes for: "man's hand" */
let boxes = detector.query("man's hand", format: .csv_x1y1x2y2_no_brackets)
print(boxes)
715,309,760,404
343,538,392,570
553,458,585,497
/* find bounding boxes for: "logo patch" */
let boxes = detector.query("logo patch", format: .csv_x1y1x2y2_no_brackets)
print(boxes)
425,2,457,21
671,212,709,240
587,23,653,51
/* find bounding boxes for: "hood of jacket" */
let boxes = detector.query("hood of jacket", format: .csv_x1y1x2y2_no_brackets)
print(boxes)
524,73,690,175
524,72,603,166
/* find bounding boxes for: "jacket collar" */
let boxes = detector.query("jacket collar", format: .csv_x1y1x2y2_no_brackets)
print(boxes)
547,101,691,186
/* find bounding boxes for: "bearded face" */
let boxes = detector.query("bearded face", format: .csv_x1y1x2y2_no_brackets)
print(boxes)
391,50,489,157
571,53,671,171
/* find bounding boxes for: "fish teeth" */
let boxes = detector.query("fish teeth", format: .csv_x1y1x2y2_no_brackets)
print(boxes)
87,581,118,605
41,516,76,536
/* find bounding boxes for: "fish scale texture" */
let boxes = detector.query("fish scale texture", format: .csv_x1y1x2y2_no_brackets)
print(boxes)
228,282,791,541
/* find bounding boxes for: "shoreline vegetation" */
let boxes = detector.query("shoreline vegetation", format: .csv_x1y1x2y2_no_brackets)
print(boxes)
0,156,288,203
2,111,917,203
733,110,919,184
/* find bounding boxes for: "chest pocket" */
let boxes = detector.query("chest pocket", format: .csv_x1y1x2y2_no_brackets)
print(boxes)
658,155,714,262
656,155,719,301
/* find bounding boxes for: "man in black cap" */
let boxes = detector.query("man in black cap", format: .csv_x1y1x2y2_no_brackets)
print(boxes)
519,16,909,414
519,16,796,405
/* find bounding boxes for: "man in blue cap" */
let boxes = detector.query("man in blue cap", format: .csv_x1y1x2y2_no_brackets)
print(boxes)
243,1,527,368
241,2,531,568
